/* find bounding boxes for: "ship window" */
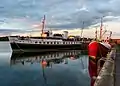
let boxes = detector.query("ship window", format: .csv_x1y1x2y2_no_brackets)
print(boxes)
54,42,56,44
47,42,49,44
43,42,45,44
50,42,53,44
35,41,37,43
39,42,41,44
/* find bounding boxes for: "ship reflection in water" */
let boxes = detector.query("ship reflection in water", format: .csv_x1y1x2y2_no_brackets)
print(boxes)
0,50,90,86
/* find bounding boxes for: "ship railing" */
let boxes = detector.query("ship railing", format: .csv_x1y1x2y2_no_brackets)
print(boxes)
11,39,83,45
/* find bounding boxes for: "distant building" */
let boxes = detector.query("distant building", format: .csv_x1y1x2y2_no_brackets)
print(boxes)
111,39,120,44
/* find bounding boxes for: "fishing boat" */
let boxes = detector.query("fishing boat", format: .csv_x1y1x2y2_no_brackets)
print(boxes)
88,17,112,59
8,15,91,52
88,17,112,86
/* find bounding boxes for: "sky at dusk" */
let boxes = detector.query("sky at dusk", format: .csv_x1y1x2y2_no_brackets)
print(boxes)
0,0,120,38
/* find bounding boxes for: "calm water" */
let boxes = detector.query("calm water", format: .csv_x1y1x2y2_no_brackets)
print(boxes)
0,50,90,86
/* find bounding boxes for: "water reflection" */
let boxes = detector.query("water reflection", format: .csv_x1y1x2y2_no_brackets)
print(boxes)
0,50,90,86
11,50,83,66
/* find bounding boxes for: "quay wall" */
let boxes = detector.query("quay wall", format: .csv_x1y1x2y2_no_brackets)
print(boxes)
94,49,115,86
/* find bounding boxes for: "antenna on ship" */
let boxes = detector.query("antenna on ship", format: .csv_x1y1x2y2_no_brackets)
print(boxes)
41,15,45,37
99,16,104,40
99,17,102,40
109,31,112,40
95,27,97,40
80,21,84,38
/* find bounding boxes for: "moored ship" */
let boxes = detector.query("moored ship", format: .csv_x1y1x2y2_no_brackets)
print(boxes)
8,31,91,52
8,15,91,52
88,17,112,86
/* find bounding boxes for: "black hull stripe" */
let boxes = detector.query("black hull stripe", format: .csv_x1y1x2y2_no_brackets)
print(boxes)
10,43,88,52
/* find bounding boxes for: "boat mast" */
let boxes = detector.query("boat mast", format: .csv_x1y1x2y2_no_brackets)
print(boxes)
41,15,45,37
109,31,112,39
81,21,84,38
95,27,97,40
99,17,103,40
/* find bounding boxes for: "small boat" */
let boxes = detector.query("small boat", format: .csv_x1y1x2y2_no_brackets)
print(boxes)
88,17,112,86
88,17,112,58
88,40,111,58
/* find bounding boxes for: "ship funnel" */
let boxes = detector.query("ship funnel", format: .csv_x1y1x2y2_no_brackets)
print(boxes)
63,31,68,39
49,30,53,37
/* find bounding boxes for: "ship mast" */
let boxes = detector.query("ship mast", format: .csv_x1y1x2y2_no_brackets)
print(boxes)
99,17,103,40
95,27,97,40
41,15,45,37
109,31,112,39
81,21,84,38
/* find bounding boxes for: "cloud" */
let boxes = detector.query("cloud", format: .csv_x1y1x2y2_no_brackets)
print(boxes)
0,0,120,37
